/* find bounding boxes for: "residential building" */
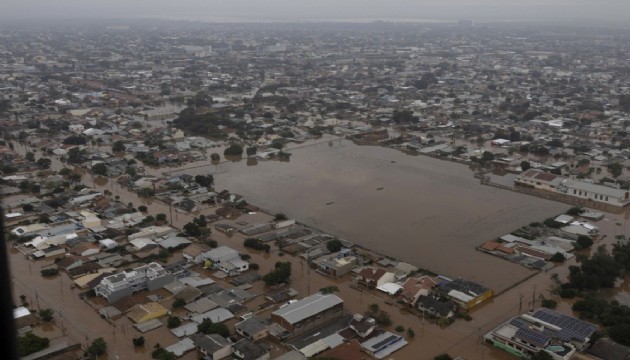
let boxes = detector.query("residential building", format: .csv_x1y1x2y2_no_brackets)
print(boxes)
558,179,630,207
515,169,563,191
191,333,232,360
235,316,269,341
232,338,270,360
94,262,174,303
439,278,493,310
356,268,395,289
400,275,438,305
484,308,597,360
271,293,344,337
417,295,457,319
360,331,409,359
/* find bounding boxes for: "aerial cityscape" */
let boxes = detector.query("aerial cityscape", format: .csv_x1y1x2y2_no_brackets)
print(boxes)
1,3,630,360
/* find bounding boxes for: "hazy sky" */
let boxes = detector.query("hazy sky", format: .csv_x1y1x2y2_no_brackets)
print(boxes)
1,0,629,23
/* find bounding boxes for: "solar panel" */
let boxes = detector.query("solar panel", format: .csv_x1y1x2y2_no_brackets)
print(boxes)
533,308,596,341
372,335,401,350
515,328,550,347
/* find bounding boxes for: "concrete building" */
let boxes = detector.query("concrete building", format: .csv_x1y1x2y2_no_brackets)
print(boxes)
558,179,630,207
515,169,563,191
235,316,269,341
271,293,344,337
439,278,493,310
191,333,232,360
94,262,174,303
484,308,597,360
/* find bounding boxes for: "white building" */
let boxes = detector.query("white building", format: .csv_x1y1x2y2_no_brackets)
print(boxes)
558,179,629,207
94,262,174,303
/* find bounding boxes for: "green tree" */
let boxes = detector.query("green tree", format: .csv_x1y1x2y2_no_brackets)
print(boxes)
210,153,220,161
434,354,453,360
263,261,292,286
224,144,243,156
86,337,107,357
608,162,623,177
531,350,553,360
246,146,257,156
520,160,531,171
609,323,630,346
25,152,35,162
550,252,565,263
368,303,380,315
172,298,186,308
156,213,167,222
58,168,72,176
194,175,214,188
92,163,107,176
112,140,126,152
183,222,201,237
39,308,54,322
36,158,52,169
407,328,415,338
17,333,49,356
274,213,288,221
67,147,83,163
574,235,594,250
152,347,176,360
481,151,495,162
541,298,558,309
167,316,181,329
320,286,339,294
132,336,145,347
197,318,230,337
326,239,343,253
270,139,285,150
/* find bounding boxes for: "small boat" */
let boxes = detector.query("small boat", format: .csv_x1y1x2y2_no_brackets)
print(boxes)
326,201,335,205
377,187,384,190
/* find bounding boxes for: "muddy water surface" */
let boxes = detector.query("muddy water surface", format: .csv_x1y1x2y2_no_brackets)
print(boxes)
212,140,568,292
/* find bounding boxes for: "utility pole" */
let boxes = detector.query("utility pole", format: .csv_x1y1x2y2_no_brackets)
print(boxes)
307,251,311,295
531,285,537,310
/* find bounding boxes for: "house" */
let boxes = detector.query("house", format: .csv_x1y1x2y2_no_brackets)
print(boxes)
400,275,438,306
348,314,376,338
202,246,239,267
235,316,269,341
484,308,597,360
439,278,493,310
191,333,232,360
316,249,359,277
417,295,457,319
515,169,563,191
356,268,395,289
232,338,270,360
69,242,100,257
126,302,168,323
271,293,344,337
182,243,210,263
588,338,630,360
360,331,408,359
94,262,174,303
202,246,249,276
558,179,630,207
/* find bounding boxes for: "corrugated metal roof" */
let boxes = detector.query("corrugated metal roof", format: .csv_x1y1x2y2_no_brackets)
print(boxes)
272,293,343,325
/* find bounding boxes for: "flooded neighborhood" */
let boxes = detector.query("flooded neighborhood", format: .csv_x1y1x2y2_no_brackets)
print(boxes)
2,11,630,360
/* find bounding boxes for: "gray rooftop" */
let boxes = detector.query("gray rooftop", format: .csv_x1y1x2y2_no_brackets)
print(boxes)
272,293,343,325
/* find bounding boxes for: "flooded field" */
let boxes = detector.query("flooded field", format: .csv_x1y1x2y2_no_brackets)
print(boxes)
210,140,568,292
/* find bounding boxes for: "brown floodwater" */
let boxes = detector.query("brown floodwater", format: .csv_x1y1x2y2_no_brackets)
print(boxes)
205,139,569,292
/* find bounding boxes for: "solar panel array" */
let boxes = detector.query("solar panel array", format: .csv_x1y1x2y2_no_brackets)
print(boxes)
532,308,597,342
515,327,551,347
372,334,401,350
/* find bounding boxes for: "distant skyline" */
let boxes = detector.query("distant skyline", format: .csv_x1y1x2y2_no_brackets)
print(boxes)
1,0,629,24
